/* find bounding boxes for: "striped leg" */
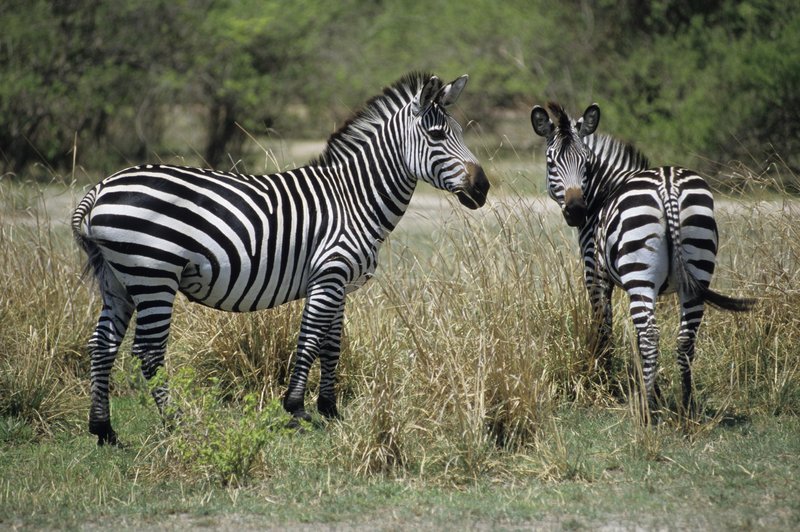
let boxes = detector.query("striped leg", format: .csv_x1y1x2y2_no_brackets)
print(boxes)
283,282,346,421
317,308,344,419
628,291,661,414
677,296,705,416
584,241,615,380
88,293,134,446
587,273,614,377
130,288,178,422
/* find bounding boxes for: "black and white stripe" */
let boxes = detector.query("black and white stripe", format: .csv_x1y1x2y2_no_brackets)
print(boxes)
73,72,489,445
531,102,753,415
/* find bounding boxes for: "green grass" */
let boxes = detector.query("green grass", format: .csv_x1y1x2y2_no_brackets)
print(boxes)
1,398,797,529
1,160,799,529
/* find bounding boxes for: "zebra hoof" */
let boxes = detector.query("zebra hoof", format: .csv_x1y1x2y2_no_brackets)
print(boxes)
90,419,122,447
317,396,340,419
285,410,314,432
283,394,311,418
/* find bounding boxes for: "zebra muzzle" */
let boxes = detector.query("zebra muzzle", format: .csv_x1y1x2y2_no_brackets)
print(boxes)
456,162,490,209
563,188,587,227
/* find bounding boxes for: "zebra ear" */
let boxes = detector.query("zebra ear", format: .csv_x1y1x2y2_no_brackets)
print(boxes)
577,103,600,137
436,75,469,108
530,105,554,138
415,75,443,116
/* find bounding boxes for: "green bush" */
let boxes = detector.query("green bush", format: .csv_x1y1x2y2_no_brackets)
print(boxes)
3,0,798,177
168,368,294,487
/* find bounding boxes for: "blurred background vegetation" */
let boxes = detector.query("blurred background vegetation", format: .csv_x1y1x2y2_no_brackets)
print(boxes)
1,0,798,182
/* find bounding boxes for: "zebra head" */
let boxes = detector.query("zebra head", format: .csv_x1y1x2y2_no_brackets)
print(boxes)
406,75,490,210
530,102,600,227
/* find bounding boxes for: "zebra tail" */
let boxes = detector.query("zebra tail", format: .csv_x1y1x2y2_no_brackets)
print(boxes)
659,181,692,300
71,184,106,282
699,285,756,312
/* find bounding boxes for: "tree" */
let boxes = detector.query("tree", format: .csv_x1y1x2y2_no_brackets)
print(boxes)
0,1,185,176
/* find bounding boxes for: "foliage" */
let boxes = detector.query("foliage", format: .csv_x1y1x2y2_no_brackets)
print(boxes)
0,1,186,173
1,0,797,177
167,368,294,487
593,0,800,174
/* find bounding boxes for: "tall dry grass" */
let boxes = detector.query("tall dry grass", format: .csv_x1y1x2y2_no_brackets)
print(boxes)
1,165,798,482
0,182,93,437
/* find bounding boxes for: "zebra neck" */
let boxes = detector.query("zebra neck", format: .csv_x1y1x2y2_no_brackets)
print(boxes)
584,156,618,211
313,105,421,242
583,133,649,213
324,146,417,242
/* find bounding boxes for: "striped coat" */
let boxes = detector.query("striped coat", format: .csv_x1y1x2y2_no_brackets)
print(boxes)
74,72,489,445
531,102,753,416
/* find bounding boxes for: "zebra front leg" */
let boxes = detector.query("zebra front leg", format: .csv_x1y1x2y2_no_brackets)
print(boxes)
588,280,614,378
88,298,133,446
317,309,344,419
283,282,346,422
677,297,705,418
131,297,178,426
584,248,614,382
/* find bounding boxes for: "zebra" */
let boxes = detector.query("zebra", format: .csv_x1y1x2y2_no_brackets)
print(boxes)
72,72,490,446
529,101,754,417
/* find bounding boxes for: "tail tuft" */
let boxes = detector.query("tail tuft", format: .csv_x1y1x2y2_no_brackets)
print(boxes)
701,286,756,312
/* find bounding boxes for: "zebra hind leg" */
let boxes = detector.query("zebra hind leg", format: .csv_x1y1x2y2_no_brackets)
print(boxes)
88,290,134,446
677,297,705,419
629,295,661,424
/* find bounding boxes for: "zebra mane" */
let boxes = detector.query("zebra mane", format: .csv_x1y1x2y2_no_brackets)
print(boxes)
546,101,573,133
311,71,433,166
584,132,651,174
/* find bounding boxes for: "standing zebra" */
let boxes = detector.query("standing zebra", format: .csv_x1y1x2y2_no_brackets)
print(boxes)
530,102,753,416
73,72,490,445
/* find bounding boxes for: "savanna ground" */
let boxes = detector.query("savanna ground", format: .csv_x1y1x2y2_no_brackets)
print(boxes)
1,142,799,530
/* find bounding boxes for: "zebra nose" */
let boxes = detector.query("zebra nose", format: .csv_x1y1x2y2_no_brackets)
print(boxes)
457,162,489,209
563,188,586,227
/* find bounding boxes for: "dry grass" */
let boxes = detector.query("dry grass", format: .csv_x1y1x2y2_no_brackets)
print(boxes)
1,164,798,487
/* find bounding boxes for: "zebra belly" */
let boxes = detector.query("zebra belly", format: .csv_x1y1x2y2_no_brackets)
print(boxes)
177,250,312,312
89,167,331,313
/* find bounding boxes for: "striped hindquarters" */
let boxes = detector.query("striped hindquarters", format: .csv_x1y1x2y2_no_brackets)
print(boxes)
72,182,107,281
660,167,755,311
656,166,718,295
599,167,717,297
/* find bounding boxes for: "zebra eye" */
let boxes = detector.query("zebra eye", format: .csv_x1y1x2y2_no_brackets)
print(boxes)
428,128,447,141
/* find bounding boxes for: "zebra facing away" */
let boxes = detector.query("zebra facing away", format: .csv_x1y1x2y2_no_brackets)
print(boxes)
530,102,754,417
73,72,490,445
